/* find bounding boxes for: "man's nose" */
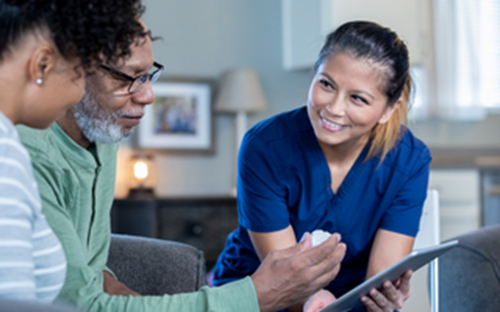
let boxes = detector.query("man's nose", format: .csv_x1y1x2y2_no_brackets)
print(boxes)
132,81,155,105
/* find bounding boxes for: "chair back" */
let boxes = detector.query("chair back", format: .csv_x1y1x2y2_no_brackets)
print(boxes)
438,224,500,311
401,189,440,312
414,189,441,249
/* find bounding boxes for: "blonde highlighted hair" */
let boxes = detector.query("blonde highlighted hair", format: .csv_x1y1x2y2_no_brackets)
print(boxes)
367,76,411,162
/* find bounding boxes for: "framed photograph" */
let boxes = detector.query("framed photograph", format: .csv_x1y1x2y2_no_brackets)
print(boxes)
139,81,212,151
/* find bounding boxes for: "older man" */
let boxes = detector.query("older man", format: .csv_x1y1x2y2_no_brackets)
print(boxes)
17,21,346,312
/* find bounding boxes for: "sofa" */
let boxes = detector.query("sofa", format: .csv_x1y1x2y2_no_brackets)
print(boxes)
439,224,500,311
107,234,207,295
0,234,207,311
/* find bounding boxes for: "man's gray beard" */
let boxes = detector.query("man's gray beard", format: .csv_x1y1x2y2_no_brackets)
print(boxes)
72,91,134,144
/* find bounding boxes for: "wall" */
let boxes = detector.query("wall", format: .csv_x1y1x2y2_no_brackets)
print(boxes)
116,0,312,198
409,114,500,148
115,0,500,198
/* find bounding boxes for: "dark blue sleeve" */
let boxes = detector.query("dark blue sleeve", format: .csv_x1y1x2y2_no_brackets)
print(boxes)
379,146,432,237
236,133,290,233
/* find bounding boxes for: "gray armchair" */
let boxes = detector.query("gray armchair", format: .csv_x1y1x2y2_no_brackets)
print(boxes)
107,234,207,295
0,234,207,311
439,224,500,311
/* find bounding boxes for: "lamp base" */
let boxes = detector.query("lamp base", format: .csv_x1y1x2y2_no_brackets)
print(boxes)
235,111,247,155
127,187,155,200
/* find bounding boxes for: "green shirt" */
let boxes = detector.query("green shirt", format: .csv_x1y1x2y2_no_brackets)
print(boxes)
17,122,259,312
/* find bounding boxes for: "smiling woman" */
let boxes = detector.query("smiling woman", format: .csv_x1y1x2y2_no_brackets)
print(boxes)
213,21,431,312
308,53,400,163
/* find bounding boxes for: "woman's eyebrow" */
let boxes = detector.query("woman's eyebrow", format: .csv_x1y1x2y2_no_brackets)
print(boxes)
320,72,336,85
320,72,376,99
353,89,375,100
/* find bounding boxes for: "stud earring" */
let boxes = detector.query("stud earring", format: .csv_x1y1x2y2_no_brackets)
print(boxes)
36,78,43,85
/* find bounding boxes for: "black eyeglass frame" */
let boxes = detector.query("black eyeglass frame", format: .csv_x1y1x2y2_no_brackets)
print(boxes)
100,61,164,93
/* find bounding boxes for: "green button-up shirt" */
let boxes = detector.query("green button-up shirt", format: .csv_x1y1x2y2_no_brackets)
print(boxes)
17,122,259,312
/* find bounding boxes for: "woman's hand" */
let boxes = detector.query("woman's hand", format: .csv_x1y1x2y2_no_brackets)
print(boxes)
303,289,336,312
361,270,412,312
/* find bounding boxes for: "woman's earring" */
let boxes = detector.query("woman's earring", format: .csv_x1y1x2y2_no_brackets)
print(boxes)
36,78,43,85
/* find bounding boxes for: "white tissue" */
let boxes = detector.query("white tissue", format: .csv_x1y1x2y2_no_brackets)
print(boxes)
311,229,332,247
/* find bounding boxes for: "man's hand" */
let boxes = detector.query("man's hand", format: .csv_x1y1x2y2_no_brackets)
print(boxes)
103,271,141,297
361,270,412,312
252,232,346,312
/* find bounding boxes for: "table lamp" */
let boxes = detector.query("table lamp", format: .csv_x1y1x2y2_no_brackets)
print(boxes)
214,69,268,153
128,155,155,199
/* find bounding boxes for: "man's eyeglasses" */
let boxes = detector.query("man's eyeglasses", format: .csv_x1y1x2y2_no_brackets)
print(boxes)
100,61,164,94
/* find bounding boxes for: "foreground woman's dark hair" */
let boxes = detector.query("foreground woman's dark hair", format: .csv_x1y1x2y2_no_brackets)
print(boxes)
0,0,148,71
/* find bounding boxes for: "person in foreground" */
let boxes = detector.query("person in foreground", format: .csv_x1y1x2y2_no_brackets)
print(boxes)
17,17,347,312
0,0,146,302
213,21,432,312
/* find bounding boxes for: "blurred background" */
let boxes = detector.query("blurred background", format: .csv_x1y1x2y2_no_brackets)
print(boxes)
116,0,500,194
111,1,500,310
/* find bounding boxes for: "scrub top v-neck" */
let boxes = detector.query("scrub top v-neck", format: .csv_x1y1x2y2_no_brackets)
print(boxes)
318,134,369,200
212,107,432,300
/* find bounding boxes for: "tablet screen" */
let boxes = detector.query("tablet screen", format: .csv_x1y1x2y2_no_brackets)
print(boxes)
319,240,459,312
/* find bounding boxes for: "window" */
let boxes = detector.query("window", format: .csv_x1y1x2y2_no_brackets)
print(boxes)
432,0,500,120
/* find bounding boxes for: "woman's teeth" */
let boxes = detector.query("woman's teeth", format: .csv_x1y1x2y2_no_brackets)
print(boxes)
322,117,344,129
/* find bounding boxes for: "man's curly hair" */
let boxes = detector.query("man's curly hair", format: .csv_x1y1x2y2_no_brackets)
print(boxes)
0,0,148,71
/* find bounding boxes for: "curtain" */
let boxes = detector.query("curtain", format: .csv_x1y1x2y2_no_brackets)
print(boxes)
430,0,500,120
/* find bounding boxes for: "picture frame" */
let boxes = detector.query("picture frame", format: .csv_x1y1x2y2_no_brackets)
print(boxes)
138,80,213,151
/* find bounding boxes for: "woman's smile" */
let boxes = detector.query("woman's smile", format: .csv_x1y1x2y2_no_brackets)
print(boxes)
319,112,348,132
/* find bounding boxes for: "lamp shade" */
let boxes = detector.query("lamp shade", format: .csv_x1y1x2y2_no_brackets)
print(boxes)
215,69,267,113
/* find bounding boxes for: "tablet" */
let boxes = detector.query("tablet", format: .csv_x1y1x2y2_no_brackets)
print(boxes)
319,240,459,312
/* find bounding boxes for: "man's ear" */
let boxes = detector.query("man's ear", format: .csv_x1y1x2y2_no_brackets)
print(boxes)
28,45,56,86
378,98,402,125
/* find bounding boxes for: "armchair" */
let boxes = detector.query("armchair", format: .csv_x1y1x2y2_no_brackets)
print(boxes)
438,224,500,311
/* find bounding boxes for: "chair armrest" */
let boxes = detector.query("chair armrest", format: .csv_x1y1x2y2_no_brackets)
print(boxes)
107,234,207,296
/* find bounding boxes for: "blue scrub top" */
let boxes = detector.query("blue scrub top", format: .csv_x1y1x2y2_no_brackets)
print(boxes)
213,107,431,301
